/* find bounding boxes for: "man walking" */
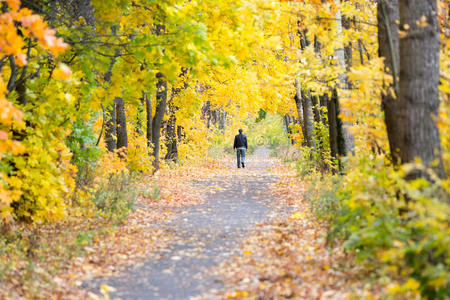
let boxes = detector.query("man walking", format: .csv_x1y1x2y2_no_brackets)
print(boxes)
233,129,248,168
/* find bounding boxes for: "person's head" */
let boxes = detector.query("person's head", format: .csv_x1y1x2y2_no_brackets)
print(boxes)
239,129,243,134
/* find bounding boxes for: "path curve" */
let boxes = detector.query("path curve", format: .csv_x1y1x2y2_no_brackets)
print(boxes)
90,146,279,299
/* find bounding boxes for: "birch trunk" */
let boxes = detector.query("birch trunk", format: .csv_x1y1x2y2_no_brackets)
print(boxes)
333,0,354,155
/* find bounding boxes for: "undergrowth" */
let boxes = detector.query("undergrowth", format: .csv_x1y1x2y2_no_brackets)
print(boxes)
298,155,450,299
0,156,140,298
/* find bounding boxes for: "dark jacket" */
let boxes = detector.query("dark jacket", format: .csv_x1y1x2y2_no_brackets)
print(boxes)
233,133,248,149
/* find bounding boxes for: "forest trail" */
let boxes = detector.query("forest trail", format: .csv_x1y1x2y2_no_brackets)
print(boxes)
88,147,285,299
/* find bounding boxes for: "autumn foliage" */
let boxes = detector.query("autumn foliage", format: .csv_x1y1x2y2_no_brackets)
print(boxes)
0,0,449,298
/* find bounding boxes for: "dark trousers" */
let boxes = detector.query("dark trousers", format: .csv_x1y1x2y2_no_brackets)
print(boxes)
236,149,245,167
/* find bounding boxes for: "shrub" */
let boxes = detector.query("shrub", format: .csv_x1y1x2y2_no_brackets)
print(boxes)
310,157,450,299
92,170,137,221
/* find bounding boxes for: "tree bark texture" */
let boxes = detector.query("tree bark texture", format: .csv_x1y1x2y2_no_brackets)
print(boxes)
294,79,305,129
152,75,167,169
136,93,145,135
397,0,445,177
284,114,291,135
115,97,128,155
103,49,121,152
311,95,322,124
327,89,346,171
218,110,227,133
165,94,178,163
202,101,212,129
319,94,329,126
301,90,316,149
104,103,116,152
378,0,403,164
145,92,152,148
327,95,338,174
177,125,184,142
283,114,296,145
333,0,355,155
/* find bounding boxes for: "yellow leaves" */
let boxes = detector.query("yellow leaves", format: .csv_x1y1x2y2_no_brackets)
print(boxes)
262,36,282,50
0,2,71,223
125,130,154,173
388,278,421,296
91,0,123,24
89,284,117,300
341,58,389,154
227,290,249,299
290,212,305,220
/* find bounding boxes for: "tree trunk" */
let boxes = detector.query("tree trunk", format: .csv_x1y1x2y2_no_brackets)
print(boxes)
151,74,167,169
378,0,402,164
164,94,178,163
311,95,321,124
333,0,354,156
104,103,116,152
202,101,211,129
284,114,291,135
219,110,226,134
327,94,337,149
177,125,184,142
294,79,305,131
103,49,120,152
397,0,445,178
136,93,145,135
145,92,152,148
283,115,296,145
319,94,328,126
327,89,346,172
301,90,315,149
115,97,128,156
342,14,353,74
358,39,365,65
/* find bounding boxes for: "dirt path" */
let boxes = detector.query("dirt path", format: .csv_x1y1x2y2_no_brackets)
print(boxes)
88,147,283,299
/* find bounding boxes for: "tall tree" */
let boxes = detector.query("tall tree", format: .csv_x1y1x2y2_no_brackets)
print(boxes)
301,90,316,149
165,93,178,163
103,49,121,152
115,97,128,153
379,0,445,178
145,92,152,149
296,28,316,149
327,89,345,165
377,0,402,164
151,74,167,169
397,0,445,178
333,0,354,156
294,79,304,132
104,104,117,152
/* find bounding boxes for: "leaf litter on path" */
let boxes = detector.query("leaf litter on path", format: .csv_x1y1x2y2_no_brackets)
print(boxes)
2,150,377,299
202,167,379,299
0,161,222,299
85,147,287,299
